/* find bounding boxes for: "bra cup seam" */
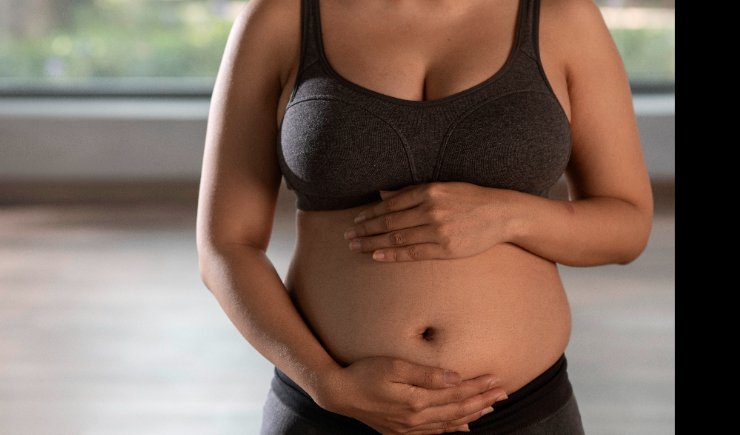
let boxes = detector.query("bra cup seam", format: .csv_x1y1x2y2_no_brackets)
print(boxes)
290,58,320,104
434,90,566,182
281,95,419,184
519,49,538,63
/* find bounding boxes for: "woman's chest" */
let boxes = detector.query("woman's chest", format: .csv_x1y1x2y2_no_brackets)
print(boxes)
317,0,521,103
275,0,572,211
277,57,571,210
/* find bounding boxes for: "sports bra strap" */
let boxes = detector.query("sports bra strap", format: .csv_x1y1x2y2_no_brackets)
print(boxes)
291,0,322,102
516,0,538,61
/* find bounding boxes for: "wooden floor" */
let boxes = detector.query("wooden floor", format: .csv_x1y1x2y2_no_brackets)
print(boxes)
0,188,675,435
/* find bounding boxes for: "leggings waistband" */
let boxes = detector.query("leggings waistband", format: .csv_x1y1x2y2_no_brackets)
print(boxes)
271,354,574,435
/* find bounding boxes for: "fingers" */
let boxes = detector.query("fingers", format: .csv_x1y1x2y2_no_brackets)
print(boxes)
391,360,503,411
345,207,446,261
355,186,426,224
347,225,454,261
410,387,508,433
416,375,502,408
345,184,454,262
373,243,447,262
346,208,427,240
348,225,436,253
398,387,506,435
379,185,416,199
389,360,463,389
357,357,506,435
405,407,488,434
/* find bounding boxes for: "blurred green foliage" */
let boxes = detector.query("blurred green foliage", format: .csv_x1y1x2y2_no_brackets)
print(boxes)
0,0,235,78
612,27,675,82
0,0,674,85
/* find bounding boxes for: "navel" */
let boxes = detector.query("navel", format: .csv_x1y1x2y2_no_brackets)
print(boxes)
419,327,436,342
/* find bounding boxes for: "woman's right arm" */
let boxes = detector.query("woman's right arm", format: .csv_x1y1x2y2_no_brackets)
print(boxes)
196,1,505,433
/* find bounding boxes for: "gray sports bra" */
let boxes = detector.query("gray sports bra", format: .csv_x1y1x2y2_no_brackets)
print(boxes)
277,0,571,211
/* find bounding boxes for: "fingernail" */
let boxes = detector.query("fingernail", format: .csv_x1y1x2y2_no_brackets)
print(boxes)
443,370,460,385
481,406,493,416
344,229,357,240
455,424,470,432
373,251,385,261
354,213,366,223
349,240,361,251
488,378,501,388
495,393,508,402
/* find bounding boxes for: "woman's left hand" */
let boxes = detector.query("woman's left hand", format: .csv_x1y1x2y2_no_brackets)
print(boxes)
344,182,517,262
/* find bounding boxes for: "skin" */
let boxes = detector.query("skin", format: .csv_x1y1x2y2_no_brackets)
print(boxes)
196,0,654,434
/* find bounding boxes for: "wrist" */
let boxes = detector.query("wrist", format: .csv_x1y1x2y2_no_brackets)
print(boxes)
490,188,529,245
505,200,528,246
310,363,348,412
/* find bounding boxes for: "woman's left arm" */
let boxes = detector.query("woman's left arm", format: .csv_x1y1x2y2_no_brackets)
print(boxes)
344,0,653,267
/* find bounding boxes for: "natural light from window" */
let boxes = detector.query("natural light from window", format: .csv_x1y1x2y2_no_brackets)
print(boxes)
0,0,675,93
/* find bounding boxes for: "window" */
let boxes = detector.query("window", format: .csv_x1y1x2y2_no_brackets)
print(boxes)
594,0,675,91
0,0,674,96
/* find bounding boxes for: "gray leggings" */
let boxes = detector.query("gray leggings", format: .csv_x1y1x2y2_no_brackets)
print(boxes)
260,355,585,435
260,388,585,435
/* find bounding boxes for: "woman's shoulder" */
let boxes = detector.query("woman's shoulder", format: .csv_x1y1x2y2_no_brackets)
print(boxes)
227,0,302,87
232,0,301,30
539,0,614,54
538,0,625,88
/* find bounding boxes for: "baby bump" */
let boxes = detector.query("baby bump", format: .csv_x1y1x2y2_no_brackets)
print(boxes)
284,208,572,394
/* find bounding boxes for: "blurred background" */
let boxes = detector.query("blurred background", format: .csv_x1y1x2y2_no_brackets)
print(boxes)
0,1,674,434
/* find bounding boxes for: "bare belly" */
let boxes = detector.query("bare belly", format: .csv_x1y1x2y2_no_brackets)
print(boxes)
285,202,572,394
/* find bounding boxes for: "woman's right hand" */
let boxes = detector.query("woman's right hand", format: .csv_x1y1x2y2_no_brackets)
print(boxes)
314,356,508,435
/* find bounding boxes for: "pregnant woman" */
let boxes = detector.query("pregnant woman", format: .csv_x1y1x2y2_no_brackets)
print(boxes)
196,0,654,433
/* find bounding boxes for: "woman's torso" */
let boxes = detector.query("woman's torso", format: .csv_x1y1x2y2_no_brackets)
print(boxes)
275,0,573,394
